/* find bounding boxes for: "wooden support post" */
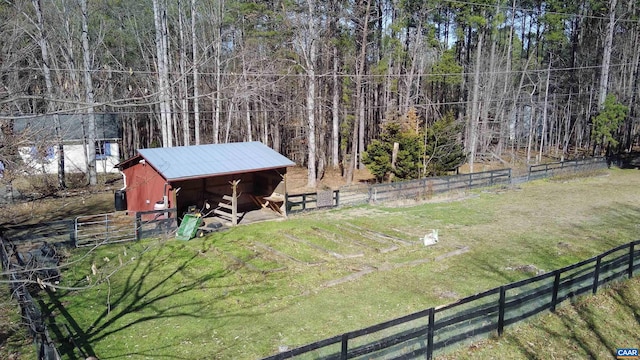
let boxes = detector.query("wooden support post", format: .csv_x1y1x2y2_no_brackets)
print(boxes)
498,286,506,336
551,270,561,312
593,256,602,294
629,242,635,279
282,172,288,217
426,307,435,360
340,333,348,360
230,180,240,226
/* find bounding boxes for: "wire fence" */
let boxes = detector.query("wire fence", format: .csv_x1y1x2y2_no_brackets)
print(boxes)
263,240,640,360
0,209,177,248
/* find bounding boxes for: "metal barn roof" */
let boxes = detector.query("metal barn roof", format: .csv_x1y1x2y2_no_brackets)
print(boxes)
136,142,295,181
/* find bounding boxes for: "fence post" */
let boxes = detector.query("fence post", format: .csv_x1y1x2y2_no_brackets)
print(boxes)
629,242,635,279
426,307,435,360
70,219,77,247
341,333,349,360
335,190,340,207
302,194,307,211
104,213,110,243
135,212,141,241
498,286,506,336
592,256,602,294
285,193,291,213
551,270,561,312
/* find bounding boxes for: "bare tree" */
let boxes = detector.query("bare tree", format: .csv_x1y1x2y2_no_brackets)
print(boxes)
346,0,371,184
598,0,617,108
191,0,201,145
293,0,319,187
31,0,65,189
80,0,98,185
152,0,173,147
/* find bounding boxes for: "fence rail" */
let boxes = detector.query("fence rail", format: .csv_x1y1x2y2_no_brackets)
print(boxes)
368,169,512,203
286,157,607,212
0,220,74,245
0,237,61,360
286,169,513,211
263,240,640,360
286,190,340,214
135,208,178,240
528,157,607,180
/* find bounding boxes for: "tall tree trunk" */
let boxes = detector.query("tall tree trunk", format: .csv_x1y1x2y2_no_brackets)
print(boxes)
191,0,200,145
347,0,371,184
32,0,65,189
179,0,190,146
468,27,485,173
81,0,97,186
153,0,172,147
213,0,224,144
303,0,318,187
598,0,617,108
496,0,516,158
539,57,552,161
332,43,340,169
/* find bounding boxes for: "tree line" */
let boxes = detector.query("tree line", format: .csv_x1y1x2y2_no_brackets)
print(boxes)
0,0,637,188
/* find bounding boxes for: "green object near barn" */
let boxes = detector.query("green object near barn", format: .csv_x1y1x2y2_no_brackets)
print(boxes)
176,214,203,241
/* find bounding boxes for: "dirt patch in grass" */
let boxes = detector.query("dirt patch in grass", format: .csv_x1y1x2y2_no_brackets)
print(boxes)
286,166,375,193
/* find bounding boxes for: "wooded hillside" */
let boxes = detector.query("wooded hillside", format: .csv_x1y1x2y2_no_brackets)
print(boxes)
0,0,637,188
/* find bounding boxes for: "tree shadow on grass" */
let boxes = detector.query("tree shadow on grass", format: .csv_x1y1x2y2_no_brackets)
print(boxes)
500,278,640,359
41,240,274,359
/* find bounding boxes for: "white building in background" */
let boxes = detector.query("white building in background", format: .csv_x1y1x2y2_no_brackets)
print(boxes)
14,113,122,175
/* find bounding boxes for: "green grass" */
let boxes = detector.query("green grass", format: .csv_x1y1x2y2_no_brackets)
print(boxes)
45,169,640,359
0,284,37,360
439,276,640,360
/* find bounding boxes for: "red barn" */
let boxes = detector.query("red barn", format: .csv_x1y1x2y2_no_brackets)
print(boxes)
116,142,295,224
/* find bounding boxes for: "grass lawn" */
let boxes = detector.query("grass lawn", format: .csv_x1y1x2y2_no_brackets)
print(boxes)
45,168,640,359
0,284,36,360
438,276,640,360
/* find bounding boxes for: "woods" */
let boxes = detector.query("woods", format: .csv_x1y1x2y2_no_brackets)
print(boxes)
0,0,638,188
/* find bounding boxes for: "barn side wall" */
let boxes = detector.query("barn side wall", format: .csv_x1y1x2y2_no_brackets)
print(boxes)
122,162,170,213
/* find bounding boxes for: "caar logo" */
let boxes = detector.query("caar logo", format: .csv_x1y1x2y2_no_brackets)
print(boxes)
617,348,640,359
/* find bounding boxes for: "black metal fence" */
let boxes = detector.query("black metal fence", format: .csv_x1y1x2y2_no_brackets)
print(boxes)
263,240,640,360
0,237,61,360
